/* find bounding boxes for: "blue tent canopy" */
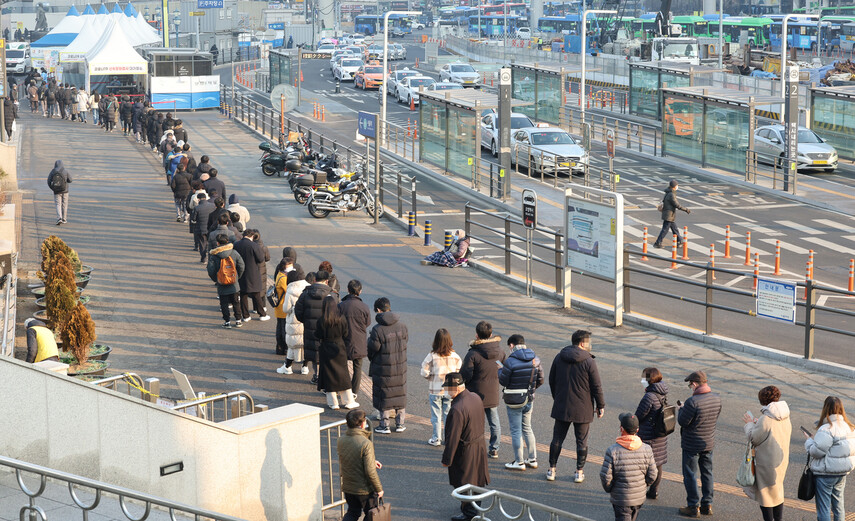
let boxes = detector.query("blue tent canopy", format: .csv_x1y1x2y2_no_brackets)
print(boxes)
98,4,109,14
124,3,138,16
31,32,77,47
82,4,96,15
111,3,122,13
66,5,80,16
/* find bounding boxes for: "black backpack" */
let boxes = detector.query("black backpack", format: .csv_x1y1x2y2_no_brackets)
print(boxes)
653,395,677,437
48,171,67,193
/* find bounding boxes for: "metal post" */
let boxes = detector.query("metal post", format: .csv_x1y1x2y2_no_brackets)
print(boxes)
555,234,562,294
411,177,417,217
373,136,380,225
297,51,302,105
396,172,403,217
504,217,511,275
804,280,815,359
623,251,631,313
705,264,714,335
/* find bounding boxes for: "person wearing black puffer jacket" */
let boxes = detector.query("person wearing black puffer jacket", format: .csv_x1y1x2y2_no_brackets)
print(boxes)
294,270,336,382
634,367,671,500
461,321,505,459
677,370,721,518
170,164,193,222
367,297,408,435
498,334,544,471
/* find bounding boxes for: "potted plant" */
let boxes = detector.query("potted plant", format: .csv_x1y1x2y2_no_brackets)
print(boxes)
37,278,76,331
61,302,107,377
38,235,93,281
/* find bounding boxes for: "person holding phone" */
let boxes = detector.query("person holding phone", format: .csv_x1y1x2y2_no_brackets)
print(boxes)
742,386,792,521
805,396,855,521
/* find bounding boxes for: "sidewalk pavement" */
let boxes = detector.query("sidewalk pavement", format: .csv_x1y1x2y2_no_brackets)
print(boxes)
13,109,855,521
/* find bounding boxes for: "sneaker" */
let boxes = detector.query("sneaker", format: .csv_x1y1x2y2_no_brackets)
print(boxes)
176,217,182,222
395,425,406,433
573,470,585,483
488,449,499,459
653,242,663,249
276,364,293,374
546,468,556,481
61,219,68,224
221,321,232,329
301,366,310,375
374,426,391,434
344,402,360,410
310,374,318,384
329,404,340,410
234,320,244,328
678,506,700,518
420,260,432,265
56,219,62,226
524,459,538,469
505,461,526,471
259,315,271,321
700,505,712,516
427,437,442,446
243,316,252,323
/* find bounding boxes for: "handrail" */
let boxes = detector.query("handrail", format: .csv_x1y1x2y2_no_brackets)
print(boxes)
452,484,595,521
320,420,347,516
1,252,17,357
171,391,255,421
0,454,246,521
91,373,145,391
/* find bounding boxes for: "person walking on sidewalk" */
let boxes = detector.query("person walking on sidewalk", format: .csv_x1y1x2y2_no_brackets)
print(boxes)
743,386,791,521
677,370,721,518
367,297,408,434
547,329,605,484
803,396,855,521
207,234,245,329
4,96,17,139
420,328,463,447
653,180,691,249
460,321,505,459
499,334,544,471
316,295,359,410
600,413,658,521
337,409,384,521
339,280,371,398
47,160,71,225
634,367,671,500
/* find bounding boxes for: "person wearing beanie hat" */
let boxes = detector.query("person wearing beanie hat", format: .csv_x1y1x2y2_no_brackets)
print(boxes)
678,370,721,518
600,413,657,521
25,318,59,364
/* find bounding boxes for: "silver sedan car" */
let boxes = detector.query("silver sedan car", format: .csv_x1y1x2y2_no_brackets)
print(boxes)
511,126,589,175
753,124,838,172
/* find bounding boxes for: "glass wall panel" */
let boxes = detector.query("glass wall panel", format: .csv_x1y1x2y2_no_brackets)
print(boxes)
536,72,561,124
512,68,536,120
447,105,477,178
811,95,855,160
419,100,446,169
662,95,703,163
629,67,659,119
704,104,749,173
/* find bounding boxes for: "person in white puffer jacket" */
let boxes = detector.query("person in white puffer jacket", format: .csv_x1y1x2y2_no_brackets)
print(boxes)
804,396,855,521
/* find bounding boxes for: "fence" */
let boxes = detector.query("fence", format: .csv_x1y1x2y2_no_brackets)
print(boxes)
378,164,419,221
745,149,800,194
451,485,595,521
320,420,346,518
0,252,17,358
0,454,246,521
171,391,257,422
214,46,262,66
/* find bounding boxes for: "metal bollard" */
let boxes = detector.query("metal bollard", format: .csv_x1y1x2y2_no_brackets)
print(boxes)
408,211,416,237
424,220,432,246
444,231,453,249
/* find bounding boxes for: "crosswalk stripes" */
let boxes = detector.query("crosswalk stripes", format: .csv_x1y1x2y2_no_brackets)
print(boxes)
733,222,785,237
759,238,810,255
777,220,825,236
814,218,855,234
803,236,855,254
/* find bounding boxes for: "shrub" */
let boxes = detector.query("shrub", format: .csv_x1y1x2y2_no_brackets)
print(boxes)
61,302,96,367
44,278,75,333
39,236,81,280
45,251,76,292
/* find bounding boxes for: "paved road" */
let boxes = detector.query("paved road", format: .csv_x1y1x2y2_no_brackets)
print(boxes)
14,109,855,521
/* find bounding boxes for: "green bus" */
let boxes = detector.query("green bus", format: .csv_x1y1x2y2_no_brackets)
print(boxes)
672,15,711,37
719,17,773,47
630,14,658,38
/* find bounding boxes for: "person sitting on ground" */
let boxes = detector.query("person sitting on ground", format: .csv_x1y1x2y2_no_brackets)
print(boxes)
421,229,471,267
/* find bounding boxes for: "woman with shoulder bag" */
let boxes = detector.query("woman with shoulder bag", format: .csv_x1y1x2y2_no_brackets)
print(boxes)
498,334,544,471
742,385,791,521
634,367,670,499
804,396,855,521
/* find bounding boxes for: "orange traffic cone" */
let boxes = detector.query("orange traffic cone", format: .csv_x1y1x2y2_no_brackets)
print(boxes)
300,70,304,82
410,96,415,111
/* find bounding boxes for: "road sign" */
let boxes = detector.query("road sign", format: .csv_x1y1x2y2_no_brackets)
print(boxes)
364,35,375,44
756,278,796,323
358,111,377,139
301,52,328,59
522,189,537,229
606,129,615,159
189,11,205,16
268,22,284,29
197,0,223,7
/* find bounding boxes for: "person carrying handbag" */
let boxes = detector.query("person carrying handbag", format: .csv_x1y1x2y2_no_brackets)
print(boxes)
498,334,544,471
742,385,792,521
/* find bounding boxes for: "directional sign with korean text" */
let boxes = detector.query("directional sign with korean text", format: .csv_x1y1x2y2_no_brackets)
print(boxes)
756,278,796,323
358,111,377,139
522,189,537,229
197,0,223,8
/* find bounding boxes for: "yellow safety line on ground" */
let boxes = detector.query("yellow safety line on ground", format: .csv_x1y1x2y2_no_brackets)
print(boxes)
268,243,408,249
800,182,855,200
510,184,565,209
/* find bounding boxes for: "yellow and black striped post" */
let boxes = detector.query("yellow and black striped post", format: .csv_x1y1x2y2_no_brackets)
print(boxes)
424,220,432,246
444,230,453,249
408,211,416,236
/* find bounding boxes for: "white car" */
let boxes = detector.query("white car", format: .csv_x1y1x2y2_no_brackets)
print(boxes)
427,81,464,92
516,27,532,39
5,42,31,74
439,63,481,87
329,49,351,70
392,43,406,60
396,76,436,105
350,34,366,45
511,126,589,175
334,57,364,81
315,43,337,56
387,68,420,95
411,21,426,30
480,112,535,157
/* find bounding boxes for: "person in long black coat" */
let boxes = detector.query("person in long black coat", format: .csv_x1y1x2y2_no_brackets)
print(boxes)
315,296,358,410
294,271,336,382
442,372,490,521
339,280,371,396
3,97,16,139
367,297,408,434
233,235,268,322
634,367,670,500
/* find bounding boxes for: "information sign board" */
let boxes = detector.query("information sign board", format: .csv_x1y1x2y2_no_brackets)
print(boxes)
756,278,796,323
522,189,537,229
197,0,223,8
358,111,377,139
564,188,623,280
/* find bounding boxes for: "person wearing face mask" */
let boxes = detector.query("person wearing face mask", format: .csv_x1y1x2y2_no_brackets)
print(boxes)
421,229,471,267
634,367,670,500
677,370,721,518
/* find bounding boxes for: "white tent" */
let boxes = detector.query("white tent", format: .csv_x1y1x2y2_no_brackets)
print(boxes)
59,15,109,63
110,11,159,47
133,13,160,41
84,18,148,92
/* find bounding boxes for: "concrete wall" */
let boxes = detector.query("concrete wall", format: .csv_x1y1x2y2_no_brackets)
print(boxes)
0,355,324,521
0,143,18,192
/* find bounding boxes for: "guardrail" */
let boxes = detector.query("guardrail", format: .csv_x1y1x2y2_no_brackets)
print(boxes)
171,390,256,422
745,149,799,194
451,484,595,521
320,420,347,518
381,120,418,163
91,373,148,400
1,252,17,358
561,106,662,157
378,164,419,221
0,454,246,521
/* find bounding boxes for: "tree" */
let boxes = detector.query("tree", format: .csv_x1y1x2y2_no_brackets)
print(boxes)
44,250,76,292
39,235,81,280
61,303,96,367
44,278,75,333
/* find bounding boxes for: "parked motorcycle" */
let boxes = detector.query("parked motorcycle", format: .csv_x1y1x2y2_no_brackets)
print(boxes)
292,168,357,204
259,137,314,177
305,173,382,219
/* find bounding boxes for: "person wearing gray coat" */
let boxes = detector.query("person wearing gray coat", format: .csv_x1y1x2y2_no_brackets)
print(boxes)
653,179,691,248
600,413,657,521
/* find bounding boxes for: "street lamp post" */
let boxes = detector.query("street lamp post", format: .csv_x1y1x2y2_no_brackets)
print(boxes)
173,11,182,48
780,13,817,122
717,0,723,69
581,9,616,120
380,10,421,147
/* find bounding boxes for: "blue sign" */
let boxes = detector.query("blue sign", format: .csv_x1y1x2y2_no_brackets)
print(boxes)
756,278,796,323
268,22,285,29
358,111,377,139
197,0,223,8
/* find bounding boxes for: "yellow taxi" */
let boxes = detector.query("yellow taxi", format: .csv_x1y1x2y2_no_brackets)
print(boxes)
354,61,385,90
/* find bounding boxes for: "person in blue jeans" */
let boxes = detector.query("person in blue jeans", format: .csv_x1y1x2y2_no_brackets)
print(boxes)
420,328,462,446
677,371,721,518
498,334,544,471
804,396,855,521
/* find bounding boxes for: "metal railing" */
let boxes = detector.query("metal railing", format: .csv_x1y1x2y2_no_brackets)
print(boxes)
320,420,346,518
465,203,565,294
623,249,855,361
561,106,662,157
378,165,419,220
745,149,799,194
1,252,18,357
0,454,246,521
91,373,148,400
171,391,256,423
451,484,595,521
380,120,418,163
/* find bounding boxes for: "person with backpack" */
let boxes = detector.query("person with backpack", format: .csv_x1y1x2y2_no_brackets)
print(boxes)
46,82,57,118
47,160,71,225
634,367,673,500
207,234,245,329
120,95,134,135
498,334,544,471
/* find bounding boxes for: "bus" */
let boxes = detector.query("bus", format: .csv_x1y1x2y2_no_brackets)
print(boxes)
721,17,773,47
840,21,855,51
538,14,582,34
769,20,831,51
630,13,658,38
354,14,413,35
439,6,477,26
468,14,523,35
475,3,526,16
672,15,710,37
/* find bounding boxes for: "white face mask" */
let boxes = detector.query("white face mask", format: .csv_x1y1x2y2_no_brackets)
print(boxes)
641,378,648,387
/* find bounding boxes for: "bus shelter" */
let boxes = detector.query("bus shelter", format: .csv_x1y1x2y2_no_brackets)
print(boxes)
419,88,529,184
809,85,855,161
268,49,299,92
143,49,218,110
629,62,720,120
510,63,581,126
661,86,783,173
